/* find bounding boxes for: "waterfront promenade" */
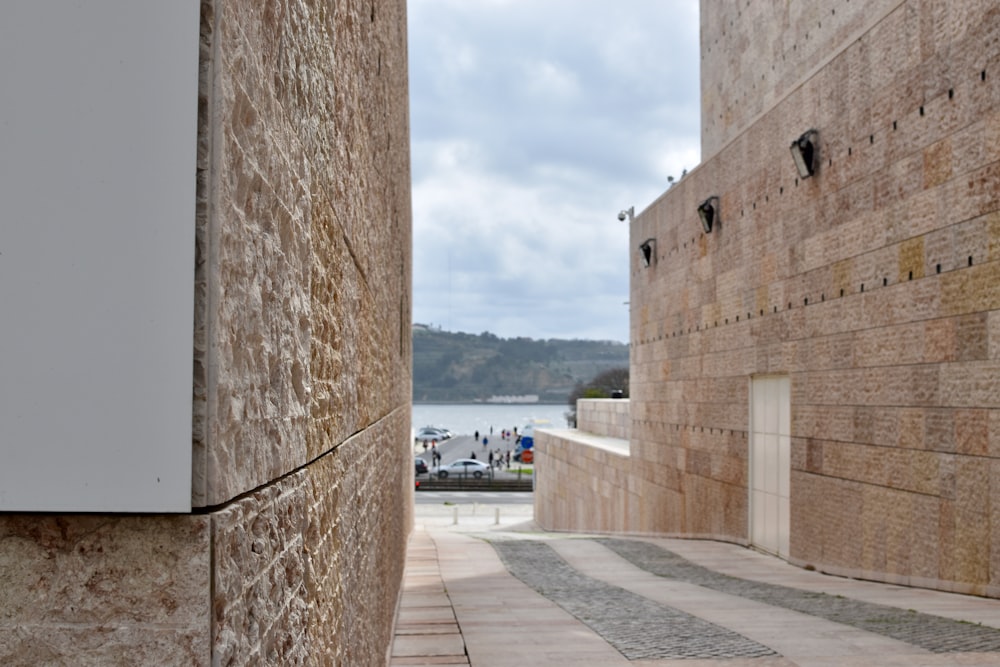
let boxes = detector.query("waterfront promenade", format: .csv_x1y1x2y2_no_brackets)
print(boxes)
391,498,1000,666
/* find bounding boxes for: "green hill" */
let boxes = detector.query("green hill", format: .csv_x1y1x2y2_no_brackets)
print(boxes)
412,326,629,403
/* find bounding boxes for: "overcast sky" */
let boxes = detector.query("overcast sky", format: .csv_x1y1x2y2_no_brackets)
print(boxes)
408,0,701,343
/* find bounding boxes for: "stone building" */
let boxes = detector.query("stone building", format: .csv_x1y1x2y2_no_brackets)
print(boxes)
0,1,412,664
536,0,1000,598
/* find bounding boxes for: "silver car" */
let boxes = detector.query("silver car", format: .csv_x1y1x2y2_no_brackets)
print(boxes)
436,458,491,479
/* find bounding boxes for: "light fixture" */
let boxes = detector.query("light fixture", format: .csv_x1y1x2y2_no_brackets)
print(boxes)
697,196,719,233
639,239,655,267
618,206,634,223
790,129,819,178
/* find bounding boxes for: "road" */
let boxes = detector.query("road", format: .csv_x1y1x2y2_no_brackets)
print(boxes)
413,491,533,505
414,434,521,468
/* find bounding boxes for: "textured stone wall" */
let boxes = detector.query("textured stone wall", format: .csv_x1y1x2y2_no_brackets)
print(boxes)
539,0,1000,597
640,0,1000,595
0,516,211,665
1,0,412,663
194,0,412,505
212,414,412,665
535,430,636,534
699,0,903,158
198,0,414,661
576,398,632,440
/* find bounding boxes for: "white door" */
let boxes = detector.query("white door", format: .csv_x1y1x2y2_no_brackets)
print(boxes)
749,376,790,557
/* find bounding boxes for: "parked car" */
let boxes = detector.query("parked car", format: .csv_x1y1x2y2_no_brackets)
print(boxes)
436,458,491,479
415,426,452,442
415,457,428,475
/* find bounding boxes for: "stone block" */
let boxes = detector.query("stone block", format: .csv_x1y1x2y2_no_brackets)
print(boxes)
0,516,211,665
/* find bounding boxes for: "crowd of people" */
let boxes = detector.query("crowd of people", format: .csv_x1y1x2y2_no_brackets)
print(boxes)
419,424,525,471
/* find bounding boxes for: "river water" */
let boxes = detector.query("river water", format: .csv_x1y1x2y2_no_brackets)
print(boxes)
411,403,570,437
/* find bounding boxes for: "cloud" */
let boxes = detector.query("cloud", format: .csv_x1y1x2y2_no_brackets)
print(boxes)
409,0,700,342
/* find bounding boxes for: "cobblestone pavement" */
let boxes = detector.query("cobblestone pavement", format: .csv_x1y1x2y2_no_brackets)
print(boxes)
490,539,777,661
597,538,1000,654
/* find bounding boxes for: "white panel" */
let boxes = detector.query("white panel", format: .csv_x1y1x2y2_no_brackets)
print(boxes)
751,490,767,544
749,376,792,556
766,433,780,495
778,377,791,435
751,434,766,492
778,435,791,499
764,378,779,434
0,1,199,511
751,379,767,433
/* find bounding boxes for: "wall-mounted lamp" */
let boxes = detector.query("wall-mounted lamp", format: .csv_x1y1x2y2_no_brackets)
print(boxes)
618,206,634,223
790,129,819,178
697,196,719,233
639,239,656,267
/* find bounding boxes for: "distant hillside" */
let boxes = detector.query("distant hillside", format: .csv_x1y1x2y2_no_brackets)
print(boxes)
412,326,630,403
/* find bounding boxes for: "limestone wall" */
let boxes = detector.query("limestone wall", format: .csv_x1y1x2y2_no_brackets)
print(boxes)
535,429,636,534
629,0,1000,595
0,0,412,663
576,398,632,440
539,0,1000,597
699,0,903,158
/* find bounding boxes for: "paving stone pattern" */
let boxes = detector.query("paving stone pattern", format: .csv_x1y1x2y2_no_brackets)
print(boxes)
489,540,777,661
599,538,1000,654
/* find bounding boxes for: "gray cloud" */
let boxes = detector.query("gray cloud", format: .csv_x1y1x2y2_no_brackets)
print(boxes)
410,0,700,341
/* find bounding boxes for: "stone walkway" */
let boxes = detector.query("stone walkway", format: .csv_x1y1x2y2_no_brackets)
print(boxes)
390,500,1000,666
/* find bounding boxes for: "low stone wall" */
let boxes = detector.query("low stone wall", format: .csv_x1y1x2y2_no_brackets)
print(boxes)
576,398,631,440
534,429,634,534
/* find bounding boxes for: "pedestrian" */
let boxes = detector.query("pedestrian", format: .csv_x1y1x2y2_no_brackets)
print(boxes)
470,451,476,459
505,451,511,468
474,430,479,441
488,451,494,467
483,436,488,449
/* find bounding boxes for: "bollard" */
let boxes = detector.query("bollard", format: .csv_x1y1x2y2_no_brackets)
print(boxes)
494,507,500,525
453,506,458,525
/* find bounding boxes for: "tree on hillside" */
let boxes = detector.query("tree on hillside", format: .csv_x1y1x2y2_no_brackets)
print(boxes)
565,367,629,427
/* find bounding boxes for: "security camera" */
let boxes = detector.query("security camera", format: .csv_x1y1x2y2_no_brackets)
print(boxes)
618,210,627,222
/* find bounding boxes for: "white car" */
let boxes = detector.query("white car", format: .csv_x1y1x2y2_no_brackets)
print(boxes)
415,426,452,442
436,458,491,479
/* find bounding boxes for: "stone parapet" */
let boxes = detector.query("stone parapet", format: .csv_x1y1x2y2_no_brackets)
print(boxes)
576,398,632,440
